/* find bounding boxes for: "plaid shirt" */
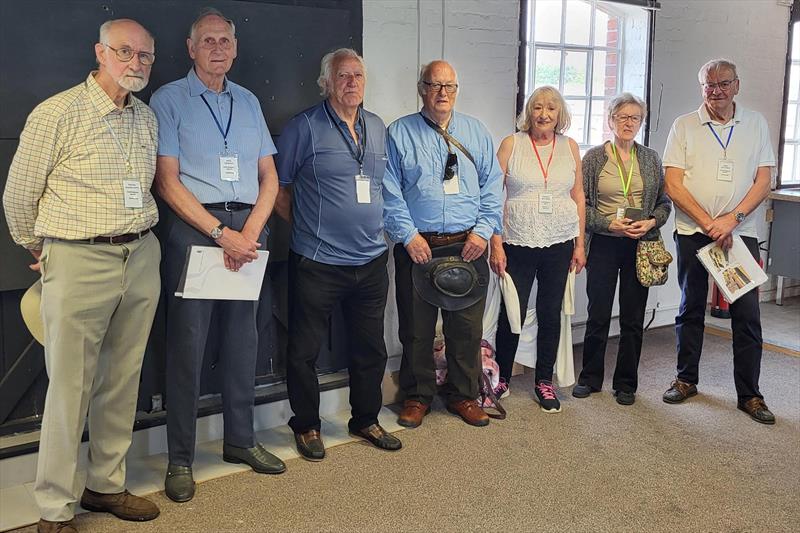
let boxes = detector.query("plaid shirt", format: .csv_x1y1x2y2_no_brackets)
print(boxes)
3,72,159,250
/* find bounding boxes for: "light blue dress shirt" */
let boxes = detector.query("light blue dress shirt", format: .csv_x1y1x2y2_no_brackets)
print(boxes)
150,68,277,204
382,111,504,245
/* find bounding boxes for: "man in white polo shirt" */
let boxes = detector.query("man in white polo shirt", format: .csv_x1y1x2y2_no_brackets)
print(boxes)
662,58,776,424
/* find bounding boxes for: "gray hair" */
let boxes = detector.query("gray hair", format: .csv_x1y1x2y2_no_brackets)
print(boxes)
317,48,367,97
608,92,647,122
416,60,459,97
189,7,236,41
517,86,571,134
698,58,738,83
99,18,154,44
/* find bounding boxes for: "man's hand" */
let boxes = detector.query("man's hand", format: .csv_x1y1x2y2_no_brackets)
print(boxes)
706,213,738,248
405,234,432,264
570,245,586,274
29,249,42,273
489,241,507,278
623,218,657,240
461,233,487,262
215,228,260,271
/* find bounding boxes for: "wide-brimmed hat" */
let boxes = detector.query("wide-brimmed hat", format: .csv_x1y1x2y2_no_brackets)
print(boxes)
412,243,489,311
20,279,44,345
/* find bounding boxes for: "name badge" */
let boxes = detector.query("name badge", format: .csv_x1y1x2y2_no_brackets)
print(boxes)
616,207,626,220
355,174,371,204
220,154,240,182
443,175,460,195
717,159,734,182
123,180,143,209
538,193,553,214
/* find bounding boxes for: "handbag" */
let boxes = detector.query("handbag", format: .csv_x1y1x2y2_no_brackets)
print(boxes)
636,236,673,287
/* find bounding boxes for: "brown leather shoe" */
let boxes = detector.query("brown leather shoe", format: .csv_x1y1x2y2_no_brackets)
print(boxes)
37,519,77,533
738,397,776,425
295,430,325,461
397,400,431,428
446,399,490,427
662,379,698,404
80,488,159,522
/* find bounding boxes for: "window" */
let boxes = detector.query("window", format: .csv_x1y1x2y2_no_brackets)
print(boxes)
520,0,652,149
781,19,800,187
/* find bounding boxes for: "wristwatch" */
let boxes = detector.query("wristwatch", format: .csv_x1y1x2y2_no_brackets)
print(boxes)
210,223,225,239
733,211,746,224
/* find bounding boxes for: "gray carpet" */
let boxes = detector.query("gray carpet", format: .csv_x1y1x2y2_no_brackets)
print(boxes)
16,327,800,532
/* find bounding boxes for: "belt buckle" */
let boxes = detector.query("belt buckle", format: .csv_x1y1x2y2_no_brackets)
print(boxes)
224,201,233,212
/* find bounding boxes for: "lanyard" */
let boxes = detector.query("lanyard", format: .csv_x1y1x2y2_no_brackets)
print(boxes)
530,134,556,188
102,109,136,174
707,123,734,158
610,142,636,202
325,101,367,172
200,93,234,151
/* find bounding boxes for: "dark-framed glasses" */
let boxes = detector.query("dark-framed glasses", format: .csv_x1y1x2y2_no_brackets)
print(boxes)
103,43,155,66
423,81,458,94
612,114,643,125
701,79,737,92
444,152,458,180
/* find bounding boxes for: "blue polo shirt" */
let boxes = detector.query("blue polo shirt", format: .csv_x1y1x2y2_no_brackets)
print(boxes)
150,68,277,204
276,101,388,266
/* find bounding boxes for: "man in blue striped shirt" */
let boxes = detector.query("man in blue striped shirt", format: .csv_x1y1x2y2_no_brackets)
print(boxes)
150,8,285,503
383,60,503,428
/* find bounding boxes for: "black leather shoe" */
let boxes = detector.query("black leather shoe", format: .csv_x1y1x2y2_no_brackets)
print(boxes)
349,424,402,451
738,397,775,425
572,384,597,398
164,464,195,503
222,443,286,474
663,379,697,404
294,430,325,461
615,390,636,405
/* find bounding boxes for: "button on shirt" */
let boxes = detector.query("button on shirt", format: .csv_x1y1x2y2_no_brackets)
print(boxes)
276,101,388,266
3,72,158,249
663,104,775,239
149,68,277,204
383,111,503,245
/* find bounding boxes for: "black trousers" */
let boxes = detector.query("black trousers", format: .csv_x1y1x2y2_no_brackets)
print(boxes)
163,207,267,467
286,250,389,434
394,244,485,404
674,232,763,400
494,240,574,384
579,234,649,393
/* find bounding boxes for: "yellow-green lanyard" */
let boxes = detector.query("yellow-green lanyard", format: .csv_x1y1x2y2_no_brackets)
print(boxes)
611,143,636,207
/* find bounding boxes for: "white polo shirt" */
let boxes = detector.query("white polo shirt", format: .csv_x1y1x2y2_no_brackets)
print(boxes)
662,104,775,238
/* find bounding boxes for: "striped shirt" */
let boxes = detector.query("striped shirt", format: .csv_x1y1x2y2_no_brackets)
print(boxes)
3,72,159,250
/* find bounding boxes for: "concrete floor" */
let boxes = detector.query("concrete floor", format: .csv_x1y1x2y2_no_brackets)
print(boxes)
706,296,800,353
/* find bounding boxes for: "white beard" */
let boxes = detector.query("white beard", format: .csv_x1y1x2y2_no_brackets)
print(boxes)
118,74,148,93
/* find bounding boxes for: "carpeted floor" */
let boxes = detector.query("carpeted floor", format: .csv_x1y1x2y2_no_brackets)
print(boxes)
14,327,800,532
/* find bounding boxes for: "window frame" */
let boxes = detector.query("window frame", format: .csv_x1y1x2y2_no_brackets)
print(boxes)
778,1,800,189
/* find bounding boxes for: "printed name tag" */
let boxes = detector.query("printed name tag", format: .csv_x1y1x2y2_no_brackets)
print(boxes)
616,207,626,220
538,193,553,214
717,159,734,182
123,180,143,208
220,154,240,182
355,174,371,204
443,175,460,195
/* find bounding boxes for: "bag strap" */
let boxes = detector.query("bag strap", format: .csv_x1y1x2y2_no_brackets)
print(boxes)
479,372,507,420
420,113,477,168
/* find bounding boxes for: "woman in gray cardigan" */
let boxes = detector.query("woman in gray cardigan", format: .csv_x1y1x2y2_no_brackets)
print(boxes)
572,93,671,405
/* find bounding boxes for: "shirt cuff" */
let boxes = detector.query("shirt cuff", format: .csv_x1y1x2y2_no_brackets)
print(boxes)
402,229,419,247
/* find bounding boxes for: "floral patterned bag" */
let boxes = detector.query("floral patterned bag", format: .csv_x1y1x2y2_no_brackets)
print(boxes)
636,236,673,287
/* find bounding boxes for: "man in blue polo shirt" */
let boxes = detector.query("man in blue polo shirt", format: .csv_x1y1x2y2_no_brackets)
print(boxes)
149,8,285,503
275,48,401,461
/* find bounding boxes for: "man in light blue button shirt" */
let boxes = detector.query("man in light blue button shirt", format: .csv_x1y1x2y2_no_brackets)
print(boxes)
383,60,503,428
149,8,285,503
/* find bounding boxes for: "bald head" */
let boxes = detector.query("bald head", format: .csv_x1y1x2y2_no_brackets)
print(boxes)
99,18,154,46
418,60,459,124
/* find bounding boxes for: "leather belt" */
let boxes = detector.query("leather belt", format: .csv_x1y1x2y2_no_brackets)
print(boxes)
420,229,470,247
72,228,150,244
203,201,253,212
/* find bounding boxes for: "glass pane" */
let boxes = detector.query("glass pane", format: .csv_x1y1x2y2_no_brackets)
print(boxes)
793,23,799,59
592,50,620,97
564,0,591,46
534,0,563,44
782,145,797,184
563,50,588,96
790,64,800,101
786,103,797,140
593,7,619,47
566,99,587,144
589,98,610,146
534,49,562,89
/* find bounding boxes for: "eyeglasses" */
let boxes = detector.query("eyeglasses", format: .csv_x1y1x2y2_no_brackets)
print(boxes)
423,81,458,94
198,36,234,50
102,44,155,66
612,114,643,125
701,79,737,92
444,152,458,181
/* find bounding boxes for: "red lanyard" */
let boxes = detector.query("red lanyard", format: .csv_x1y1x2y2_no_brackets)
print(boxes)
530,134,556,188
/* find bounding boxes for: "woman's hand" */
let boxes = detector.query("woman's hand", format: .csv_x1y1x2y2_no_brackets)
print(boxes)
489,240,507,278
608,217,632,236
623,218,657,239
570,245,586,274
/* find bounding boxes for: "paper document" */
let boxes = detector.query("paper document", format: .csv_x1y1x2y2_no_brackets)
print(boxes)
696,235,767,304
175,246,269,300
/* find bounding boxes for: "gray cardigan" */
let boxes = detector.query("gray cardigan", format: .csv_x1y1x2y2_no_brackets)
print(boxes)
582,141,672,249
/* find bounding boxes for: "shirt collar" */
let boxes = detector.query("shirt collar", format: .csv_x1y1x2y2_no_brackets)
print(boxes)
323,99,363,128
85,71,133,117
188,67,231,97
697,102,740,127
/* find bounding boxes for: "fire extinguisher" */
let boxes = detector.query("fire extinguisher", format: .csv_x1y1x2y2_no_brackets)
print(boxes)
710,257,764,319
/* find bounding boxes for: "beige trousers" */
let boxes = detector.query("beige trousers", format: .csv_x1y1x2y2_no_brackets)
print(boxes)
34,232,160,521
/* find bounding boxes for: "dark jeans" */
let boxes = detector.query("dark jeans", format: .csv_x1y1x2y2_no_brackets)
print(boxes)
579,234,649,393
674,232,763,400
394,243,485,404
495,240,574,383
286,250,389,434
163,207,266,466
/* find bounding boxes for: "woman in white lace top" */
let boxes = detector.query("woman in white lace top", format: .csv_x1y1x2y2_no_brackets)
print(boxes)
489,86,586,413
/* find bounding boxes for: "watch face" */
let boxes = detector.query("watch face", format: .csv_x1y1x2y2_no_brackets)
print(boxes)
211,227,222,239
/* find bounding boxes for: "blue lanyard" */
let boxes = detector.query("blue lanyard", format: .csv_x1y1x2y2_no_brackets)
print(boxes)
707,123,734,157
323,101,367,170
200,93,234,151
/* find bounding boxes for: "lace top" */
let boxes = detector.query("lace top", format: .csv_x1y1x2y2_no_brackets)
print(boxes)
502,132,579,248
